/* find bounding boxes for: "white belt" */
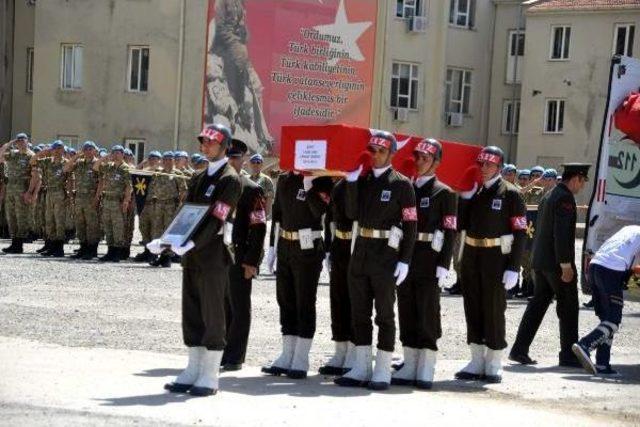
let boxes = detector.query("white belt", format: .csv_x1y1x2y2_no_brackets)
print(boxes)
280,229,323,241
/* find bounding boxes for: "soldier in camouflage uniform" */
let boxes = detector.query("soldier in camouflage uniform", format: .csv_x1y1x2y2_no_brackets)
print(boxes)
248,154,274,219
64,141,101,260
0,133,36,254
94,145,133,262
122,148,137,259
64,147,77,241
31,141,69,257
148,151,188,268
175,151,194,178
31,145,47,247
518,169,546,299
133,151,162,262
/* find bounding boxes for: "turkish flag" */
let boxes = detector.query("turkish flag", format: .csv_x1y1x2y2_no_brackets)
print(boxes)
280,124,482,191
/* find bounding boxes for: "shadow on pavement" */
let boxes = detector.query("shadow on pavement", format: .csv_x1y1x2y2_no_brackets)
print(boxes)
562,364,640,385
96,392,195,407
503,363,584,375
133,368,182,378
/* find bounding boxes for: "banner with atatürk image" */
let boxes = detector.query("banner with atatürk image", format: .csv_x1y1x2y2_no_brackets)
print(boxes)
203,0,378,155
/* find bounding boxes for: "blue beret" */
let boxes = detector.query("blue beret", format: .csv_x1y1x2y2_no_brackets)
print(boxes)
111,145,125,153
195,156,208,165
15,132,28,140
502,164,517,173
531,166,545,174
517,169,531,178
51,140,65,149
68,148,77,155
543,168,558,179
191,153,202,161
148,151,162,159
82,141,98,150
250,153,264,163
123,148,133,156
175,151,189,158
162,151,175,159
33,147,42,153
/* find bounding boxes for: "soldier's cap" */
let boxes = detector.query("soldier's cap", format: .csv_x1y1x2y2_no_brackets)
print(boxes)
36,144,45,149
50,140,65,150
517,169,531,178
543,168,558,179
111,145,125,154
124,148,133,156
175,150,189,159
68,148,77,155
250,153,264,163
530,165,545,174
33,146,42,153
561,163,591,181
100,151,108,158
148,151,162,159
15,132,28,140
82,141,98,150
195,157,209,165
162,151,175,159
191,153,202,162
227,138,248,158
502,164,517,173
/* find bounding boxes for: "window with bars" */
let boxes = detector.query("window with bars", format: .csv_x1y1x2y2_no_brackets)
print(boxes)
396,0,422,18
544,99,565,134
125,139,146,164
445,68,471,114
502,100,520,135
391,62,419,110
60,44,83,90
127,46,149,92
506,31,525,84
550,25,571,60
449,0,475,29
613,24,635,57
26,47,34,93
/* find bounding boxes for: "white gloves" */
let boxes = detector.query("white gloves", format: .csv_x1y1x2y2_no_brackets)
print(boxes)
460,182,478,200
146,239,164,255
394,262,409,286
171,240,195,256
324,253,331,273
266,246,276,274
346,164,363,182
303,176,315,191
436,266,449,288
502,270,519,290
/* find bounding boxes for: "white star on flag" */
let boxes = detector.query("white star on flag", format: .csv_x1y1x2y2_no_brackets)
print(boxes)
313,0,372,66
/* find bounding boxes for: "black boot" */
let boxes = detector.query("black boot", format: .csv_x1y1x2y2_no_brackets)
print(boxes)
48,241,65,258
109,247,122,263
133,248,153,262
70,243,86,259
82,243,98,260
150,252,171,268
2,238,23,254
36,240,51,253
446,281,462,295
121,246,130,260
99,246,114,262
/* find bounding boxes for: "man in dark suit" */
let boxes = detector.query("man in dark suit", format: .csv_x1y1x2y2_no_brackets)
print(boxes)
509,163,591,367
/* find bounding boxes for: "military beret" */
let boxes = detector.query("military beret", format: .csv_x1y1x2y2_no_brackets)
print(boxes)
502,164,517,173
162,151,175,159
530,166,545,174
15,132,28,140
68,148,77,155
50,140,65,150
33,146,42,153
517,169,531,178
148,151,161,159
250,153,264,163
82,141,98,150
543,168,558,179
191,153,202,162
175,151,189,159
195,156,209,165
124,148,133,156
111,145,125,153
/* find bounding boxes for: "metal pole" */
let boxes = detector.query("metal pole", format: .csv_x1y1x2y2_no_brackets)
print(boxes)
173,0,186,151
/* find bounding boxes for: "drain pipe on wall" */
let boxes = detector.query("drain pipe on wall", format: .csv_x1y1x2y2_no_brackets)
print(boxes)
173,0,186,151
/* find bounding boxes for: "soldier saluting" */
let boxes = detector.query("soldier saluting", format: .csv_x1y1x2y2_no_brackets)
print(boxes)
455,146,526,383
392,139,457,390
334,130,417,391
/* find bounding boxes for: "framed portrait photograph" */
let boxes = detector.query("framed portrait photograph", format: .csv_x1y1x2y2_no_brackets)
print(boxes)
160,203,211,247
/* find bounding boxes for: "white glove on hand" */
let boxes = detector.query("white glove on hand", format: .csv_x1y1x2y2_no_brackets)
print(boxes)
324,253,331,273
171,240,195,256
146,239,164,255
266,247,276,274
436,266,449,289
346,165,363,182
502,270,519,290
460,182,478,200
303,176,316,191
394,262,409,286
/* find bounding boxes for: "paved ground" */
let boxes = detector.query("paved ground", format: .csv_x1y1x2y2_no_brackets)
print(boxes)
1,236,639,425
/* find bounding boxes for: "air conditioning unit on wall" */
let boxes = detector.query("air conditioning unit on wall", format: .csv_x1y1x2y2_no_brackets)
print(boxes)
394,108,410,122
446,112,464,127
410,16,427,33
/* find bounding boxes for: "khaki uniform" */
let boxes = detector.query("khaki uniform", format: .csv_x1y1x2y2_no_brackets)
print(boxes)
148,167,188,238
39,158,68,241
72,158,101,245
4,150,33,239
99,162,132,248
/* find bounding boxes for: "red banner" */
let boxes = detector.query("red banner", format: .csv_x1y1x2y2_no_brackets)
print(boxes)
203,0,378,155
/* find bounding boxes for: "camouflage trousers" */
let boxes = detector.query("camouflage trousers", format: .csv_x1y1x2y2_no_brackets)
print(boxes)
75,195,101,245
125,202,135,246
32,190,46,236
138,203,154,244
101,198,126,247
65,196,75,231
151,199,178,239
5,188,31,239
45,191,67,241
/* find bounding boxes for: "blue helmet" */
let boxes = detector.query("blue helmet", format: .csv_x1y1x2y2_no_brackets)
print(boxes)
162,151,175,159
82,141,98,151
111,145,125,154
530,165,545,175
148,150,162,159
517,169,531,178
543,168,558,179
175,150,189,159
502,164,517,174
50,140,65,150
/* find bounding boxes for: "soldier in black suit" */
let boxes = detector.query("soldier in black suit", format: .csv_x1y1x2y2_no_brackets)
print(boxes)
509,163,590,367
221,139,267,371
162,124,242,397
392,139,457,390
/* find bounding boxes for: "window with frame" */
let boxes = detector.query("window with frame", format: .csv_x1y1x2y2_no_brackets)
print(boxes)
396,0,422,18
613,24,635,57
57,135,79,149
60,44,83,90
506,30,525,83
445,68,471,114
26,47,34,93
449,0,475,29
502,100,520,135
550,25,571,60
391,62,419,110
544,99,565,133
127,46,150,92
125,139,146,164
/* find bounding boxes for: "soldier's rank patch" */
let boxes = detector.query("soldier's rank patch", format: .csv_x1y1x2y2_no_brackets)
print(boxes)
402,206,418,221
296,189,307,201
491,199,502,210
380,190,391,202
510,216,528,231
212,201,231,221
443,215,457,230
420,197,430,208
205,184,215,197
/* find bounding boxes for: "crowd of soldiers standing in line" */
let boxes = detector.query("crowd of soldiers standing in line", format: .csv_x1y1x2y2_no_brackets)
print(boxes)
0,133,275,266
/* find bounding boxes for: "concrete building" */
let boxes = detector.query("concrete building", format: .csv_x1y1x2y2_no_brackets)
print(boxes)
517,0,640,204
0,0,15,142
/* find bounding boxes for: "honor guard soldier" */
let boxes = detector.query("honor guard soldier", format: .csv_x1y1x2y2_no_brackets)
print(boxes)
392,139,457,389
318,176,357,376
133,151,162,263
334,130,417,391
248,154,275,219
509,163,590,367
31,141,69,257
162,124,242,397
455,146,526,383
0,133,36,254
221,138,267,371
64,141,101,260
94,146,133,262
262,161,333,379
